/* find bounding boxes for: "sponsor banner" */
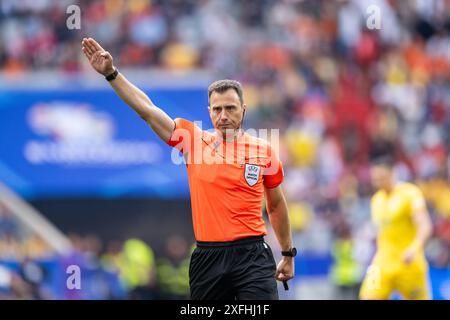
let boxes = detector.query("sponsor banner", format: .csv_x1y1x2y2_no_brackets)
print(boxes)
0,89,209,198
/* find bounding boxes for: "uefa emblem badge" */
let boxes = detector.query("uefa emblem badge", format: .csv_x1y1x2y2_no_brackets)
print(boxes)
244,164,261,187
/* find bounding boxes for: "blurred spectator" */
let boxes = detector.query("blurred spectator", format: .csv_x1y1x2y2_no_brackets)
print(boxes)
102,238,157,299
329,216,363,300
156,235,191,300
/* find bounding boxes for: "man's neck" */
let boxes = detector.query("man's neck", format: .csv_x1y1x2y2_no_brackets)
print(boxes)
217,128,244,142
383,180,396,194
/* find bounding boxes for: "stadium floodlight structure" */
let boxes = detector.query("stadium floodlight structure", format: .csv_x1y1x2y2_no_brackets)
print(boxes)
0,182,72,255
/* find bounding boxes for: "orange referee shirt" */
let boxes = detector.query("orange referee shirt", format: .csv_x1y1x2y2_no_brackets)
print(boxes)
166,118,284,242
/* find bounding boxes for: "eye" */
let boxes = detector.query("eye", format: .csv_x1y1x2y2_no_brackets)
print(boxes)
226,106,236,112
212,107,222,113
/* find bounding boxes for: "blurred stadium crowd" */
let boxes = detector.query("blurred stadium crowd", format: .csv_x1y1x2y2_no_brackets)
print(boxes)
0,201,192,299
1,0,450,299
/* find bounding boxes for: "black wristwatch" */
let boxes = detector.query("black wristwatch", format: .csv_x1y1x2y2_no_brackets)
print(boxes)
281,247,297,257
105,68,119,81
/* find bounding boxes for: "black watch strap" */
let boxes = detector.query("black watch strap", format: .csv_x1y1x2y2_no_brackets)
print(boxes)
281,247,297,257
105,68,118,81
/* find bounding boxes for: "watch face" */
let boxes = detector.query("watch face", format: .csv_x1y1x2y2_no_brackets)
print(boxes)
291,247,297,256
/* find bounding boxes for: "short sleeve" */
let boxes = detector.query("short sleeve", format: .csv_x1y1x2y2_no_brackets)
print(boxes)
263,144,284,189
166,118,199,155
405,184,427,212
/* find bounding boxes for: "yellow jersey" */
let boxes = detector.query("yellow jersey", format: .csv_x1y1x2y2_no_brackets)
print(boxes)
371,182,427,260
360,182,431,299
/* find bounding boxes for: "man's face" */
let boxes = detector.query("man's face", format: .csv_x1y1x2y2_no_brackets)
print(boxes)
209,89,246,135
370,164,393,190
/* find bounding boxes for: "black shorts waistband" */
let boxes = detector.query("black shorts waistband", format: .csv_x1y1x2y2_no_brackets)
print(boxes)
196,235,264,248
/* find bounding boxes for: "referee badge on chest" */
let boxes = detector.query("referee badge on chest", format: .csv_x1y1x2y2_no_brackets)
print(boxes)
244,164,261,187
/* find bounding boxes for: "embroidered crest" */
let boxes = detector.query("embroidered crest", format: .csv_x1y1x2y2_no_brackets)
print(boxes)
244,164,261,187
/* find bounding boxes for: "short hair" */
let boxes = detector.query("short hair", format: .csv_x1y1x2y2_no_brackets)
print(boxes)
370,140,396,167
371,154,395,167
208,79,244,105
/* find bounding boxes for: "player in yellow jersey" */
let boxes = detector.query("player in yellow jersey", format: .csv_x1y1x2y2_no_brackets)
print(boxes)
359,154,433,300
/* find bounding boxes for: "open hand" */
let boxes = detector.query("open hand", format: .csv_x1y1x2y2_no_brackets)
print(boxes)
82,37,115,76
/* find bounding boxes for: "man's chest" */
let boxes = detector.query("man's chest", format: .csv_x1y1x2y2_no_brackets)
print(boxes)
373,193,410,226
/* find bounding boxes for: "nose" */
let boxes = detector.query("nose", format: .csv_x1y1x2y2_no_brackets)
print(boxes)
218,109,229,123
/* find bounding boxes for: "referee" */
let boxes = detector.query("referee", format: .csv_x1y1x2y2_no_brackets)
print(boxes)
82,37,295,300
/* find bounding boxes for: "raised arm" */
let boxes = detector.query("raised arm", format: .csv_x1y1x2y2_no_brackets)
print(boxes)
81,37,175,142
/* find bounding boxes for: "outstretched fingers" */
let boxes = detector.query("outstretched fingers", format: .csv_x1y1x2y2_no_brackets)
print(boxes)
82,38,94,56
89,38,105,52
84,38,99,55
82,46,92,59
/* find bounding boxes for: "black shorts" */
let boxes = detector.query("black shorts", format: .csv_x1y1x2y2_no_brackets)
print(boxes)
189,236,279,300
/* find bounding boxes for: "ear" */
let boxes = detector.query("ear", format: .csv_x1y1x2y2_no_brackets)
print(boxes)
240,104,247,129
